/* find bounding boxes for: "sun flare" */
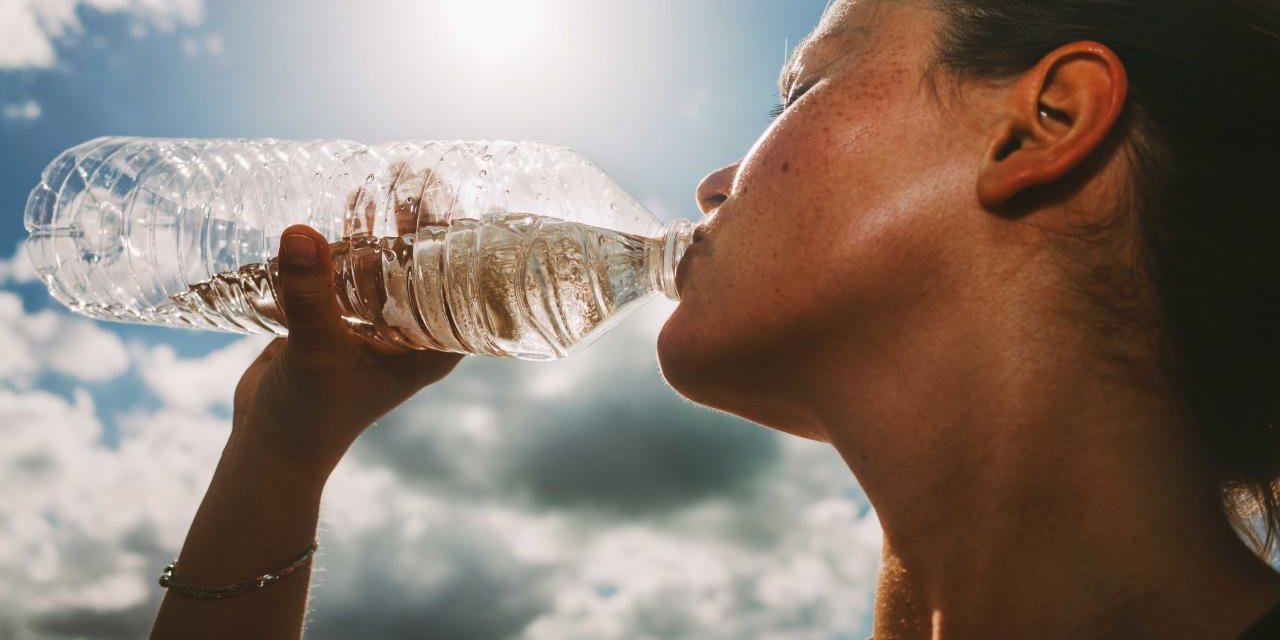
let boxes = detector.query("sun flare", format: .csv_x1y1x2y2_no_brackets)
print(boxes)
442,0,546,53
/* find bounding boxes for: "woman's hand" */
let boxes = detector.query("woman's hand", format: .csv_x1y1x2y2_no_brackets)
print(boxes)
152,221,459,639
230,223,464,482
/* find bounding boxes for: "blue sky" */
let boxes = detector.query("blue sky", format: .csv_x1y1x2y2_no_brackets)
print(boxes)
0,2,884,638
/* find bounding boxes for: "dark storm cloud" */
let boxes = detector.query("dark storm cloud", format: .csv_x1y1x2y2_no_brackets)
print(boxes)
501,385,779,514
308,521,555,640
34,600,160,640
27,523,177,640
353,309,781,516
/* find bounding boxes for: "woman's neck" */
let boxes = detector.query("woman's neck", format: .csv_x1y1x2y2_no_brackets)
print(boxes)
818,309,1280,639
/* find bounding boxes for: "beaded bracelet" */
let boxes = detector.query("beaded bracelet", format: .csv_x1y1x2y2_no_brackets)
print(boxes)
158,541,319,599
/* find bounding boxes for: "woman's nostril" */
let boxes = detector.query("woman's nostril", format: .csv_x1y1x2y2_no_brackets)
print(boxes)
698,193,728,215
696,162,739,213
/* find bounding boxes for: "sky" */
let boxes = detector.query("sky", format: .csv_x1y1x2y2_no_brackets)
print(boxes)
0,1,885,638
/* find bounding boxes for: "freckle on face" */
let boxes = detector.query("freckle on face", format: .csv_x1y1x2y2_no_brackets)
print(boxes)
782,161,790,173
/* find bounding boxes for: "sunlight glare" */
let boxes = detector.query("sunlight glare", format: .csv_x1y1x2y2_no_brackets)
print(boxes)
442,0,546,55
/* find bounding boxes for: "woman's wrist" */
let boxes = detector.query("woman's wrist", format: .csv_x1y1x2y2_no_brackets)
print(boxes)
152,420,326,638
223,425,340,489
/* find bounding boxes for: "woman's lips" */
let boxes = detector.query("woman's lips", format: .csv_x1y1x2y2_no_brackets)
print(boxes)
675,249,692,297
676,215,719,297
675,232,706,298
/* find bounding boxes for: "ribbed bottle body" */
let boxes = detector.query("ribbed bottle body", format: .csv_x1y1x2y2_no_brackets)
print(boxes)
23,137,691,360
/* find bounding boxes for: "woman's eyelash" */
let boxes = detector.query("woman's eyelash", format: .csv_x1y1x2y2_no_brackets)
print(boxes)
769,92,795,121
769,83,813,121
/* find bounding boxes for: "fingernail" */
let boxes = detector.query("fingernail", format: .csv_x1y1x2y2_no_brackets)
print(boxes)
282,234,319,267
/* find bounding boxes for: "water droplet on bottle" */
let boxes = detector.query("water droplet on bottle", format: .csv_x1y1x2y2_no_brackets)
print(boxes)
479,170,488,178
609,203,619,211
482,154,493,162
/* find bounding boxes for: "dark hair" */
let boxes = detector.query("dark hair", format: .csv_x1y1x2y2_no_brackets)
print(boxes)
922,0,1280,557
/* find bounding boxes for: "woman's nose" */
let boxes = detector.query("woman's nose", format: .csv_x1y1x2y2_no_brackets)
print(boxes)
695,162,740,214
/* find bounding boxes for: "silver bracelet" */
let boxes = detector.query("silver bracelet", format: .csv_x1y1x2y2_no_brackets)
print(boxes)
158,540,319,599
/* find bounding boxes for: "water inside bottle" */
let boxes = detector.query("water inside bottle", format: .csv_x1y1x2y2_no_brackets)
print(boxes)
158,213,658,360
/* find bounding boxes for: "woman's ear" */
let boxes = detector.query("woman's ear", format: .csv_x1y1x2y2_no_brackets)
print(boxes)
976,41,1129,208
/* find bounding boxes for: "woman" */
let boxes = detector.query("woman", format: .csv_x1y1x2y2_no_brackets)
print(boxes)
150,0,1280,637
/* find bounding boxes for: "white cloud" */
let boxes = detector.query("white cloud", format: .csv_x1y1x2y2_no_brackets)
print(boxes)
0,291,130,386
519,443,880,640
0,293,41,383
2,99,42,121
134,336,271,413
0,388,229,637
0,0,57,69
44,317,131,382
0,243,40,285
315,432,879,640
0,0,206,70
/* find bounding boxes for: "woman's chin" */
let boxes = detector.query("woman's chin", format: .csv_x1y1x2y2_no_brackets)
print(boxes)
657,304,830,442
656,306,766,414
656,303,721,405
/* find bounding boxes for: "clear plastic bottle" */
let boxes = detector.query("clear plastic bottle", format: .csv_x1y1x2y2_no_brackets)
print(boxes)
23,137,694,360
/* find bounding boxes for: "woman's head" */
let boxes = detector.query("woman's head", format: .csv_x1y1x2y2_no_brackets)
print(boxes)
659,0,1134,434
658,0,1280,555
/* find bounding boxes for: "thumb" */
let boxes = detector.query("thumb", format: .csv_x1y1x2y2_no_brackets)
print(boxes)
276,224,345,352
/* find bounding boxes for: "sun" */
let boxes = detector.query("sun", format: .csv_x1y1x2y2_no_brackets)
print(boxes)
441,0,546,55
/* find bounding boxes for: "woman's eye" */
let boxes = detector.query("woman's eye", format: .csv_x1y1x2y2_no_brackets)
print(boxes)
768,83,813,121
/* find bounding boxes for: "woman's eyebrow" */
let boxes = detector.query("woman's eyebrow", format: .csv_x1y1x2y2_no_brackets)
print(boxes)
778,37,813,97
777,29,868,99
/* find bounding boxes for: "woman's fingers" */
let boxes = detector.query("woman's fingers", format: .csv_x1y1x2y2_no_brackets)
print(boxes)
276,224,347,358
273,221,465,389
386,348,465,387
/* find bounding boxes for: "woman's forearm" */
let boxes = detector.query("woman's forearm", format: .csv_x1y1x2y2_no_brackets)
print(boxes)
145,226,463,638
149,431,328,640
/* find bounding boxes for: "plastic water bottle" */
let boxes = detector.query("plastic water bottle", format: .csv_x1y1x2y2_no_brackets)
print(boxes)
23,137,695,360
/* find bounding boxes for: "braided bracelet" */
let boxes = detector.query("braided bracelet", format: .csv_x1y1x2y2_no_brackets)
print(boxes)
158,541,319,599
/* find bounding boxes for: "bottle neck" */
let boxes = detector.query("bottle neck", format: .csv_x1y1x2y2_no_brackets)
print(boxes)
648,218,694,302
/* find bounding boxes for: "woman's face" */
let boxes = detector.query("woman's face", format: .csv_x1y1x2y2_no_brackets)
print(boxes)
658,0,990,438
